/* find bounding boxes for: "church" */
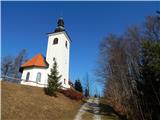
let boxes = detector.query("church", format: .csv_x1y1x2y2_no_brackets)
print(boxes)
20,17,71,89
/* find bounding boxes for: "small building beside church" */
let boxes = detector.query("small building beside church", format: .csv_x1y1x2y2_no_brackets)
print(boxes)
20,17,71,89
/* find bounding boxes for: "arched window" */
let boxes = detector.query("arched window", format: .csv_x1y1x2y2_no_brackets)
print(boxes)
36,72,41,83
65,41,67,48
26,72,30,82
53,38,58,45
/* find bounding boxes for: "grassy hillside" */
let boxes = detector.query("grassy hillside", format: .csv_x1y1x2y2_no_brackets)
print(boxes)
1,81,81,120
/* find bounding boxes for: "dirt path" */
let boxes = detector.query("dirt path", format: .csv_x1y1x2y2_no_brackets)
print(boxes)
73,98,101,120
93,98,101,120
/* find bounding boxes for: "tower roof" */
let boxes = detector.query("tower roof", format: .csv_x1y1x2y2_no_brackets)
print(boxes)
21,54,48,68
54,17,65,33
47,17,72,42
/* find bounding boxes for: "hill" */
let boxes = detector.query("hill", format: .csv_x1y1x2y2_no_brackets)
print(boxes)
1,81,81,120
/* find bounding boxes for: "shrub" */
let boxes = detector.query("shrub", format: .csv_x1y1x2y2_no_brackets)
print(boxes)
60,88,83,100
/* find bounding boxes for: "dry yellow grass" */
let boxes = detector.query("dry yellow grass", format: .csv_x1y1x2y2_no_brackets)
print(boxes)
82,112,93,120
1,81,82,120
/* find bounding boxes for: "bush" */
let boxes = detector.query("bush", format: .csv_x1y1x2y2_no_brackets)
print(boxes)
60,88,83,100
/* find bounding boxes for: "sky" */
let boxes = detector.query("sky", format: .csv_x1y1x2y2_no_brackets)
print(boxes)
1,1,159,96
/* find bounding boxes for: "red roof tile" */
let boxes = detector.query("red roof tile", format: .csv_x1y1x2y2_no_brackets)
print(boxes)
21,54,48,68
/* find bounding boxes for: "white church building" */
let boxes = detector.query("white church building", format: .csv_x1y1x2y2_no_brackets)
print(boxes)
20,18,71,89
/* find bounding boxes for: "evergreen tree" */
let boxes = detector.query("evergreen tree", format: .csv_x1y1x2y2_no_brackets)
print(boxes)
84,73,90,97
74,79,83,93
45,60,62,96
139,40,160,119
84,88,89,97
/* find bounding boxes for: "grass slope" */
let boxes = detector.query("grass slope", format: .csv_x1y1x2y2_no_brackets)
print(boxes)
1,81,81,120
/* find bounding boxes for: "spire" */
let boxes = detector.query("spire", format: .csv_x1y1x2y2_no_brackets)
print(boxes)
54,17,65,33
58,17,64,27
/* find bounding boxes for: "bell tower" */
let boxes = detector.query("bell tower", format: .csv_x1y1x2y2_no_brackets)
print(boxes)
46,17,71,88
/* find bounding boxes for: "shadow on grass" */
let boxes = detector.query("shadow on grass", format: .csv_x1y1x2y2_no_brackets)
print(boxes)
99,103,127,120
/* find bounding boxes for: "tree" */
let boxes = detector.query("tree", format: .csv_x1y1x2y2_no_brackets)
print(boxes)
74,79,83,93
84,73,90,97
96,29,144,119
96,15,160,120
1,49,27,79
138,40,160,119
12,49,27,78
135,15,160,120
144,16,160,41
1,56,14,77
45,60,62,96
84,88,89,97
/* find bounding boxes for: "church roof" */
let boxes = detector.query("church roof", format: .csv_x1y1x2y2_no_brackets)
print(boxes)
21,54,48,68
47,17,72,42
54,17,65,33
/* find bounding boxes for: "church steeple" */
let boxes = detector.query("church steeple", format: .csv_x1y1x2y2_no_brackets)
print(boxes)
46,17,71,89
54,17,65,33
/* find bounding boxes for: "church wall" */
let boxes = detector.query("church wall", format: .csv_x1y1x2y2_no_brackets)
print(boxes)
21,67,48,87
21,68,34,81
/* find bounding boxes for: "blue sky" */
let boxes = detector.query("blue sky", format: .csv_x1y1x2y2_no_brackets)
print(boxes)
1,1,159,96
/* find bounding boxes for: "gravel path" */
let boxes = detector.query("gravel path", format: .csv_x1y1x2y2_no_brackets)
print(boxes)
93,98,101,120
73,98,101,120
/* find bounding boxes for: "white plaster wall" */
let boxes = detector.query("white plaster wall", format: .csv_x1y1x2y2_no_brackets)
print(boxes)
21,68,33,81
46,32,70,88
21,67,48,87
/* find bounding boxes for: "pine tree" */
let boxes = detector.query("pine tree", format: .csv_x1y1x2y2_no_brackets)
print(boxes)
84,88,89,97
139,40,160,119
74,79,83,93
46,60,62,96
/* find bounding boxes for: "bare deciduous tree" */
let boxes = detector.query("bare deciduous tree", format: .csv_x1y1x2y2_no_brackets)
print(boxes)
1,49,27,79
144,16,160,41
1,56,14,77
12,49,27,78
96,15,160,120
